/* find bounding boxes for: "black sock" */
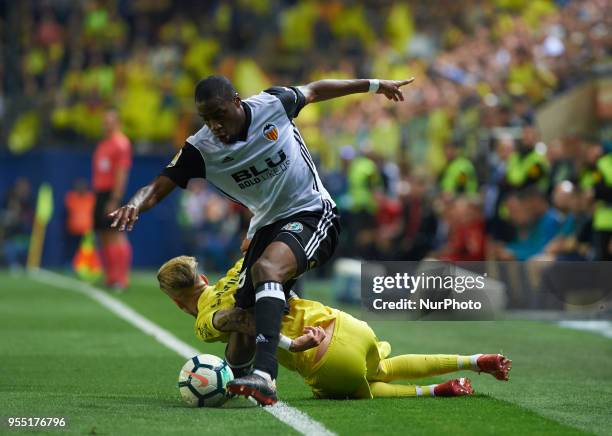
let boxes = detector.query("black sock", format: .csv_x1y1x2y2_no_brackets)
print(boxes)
253,281,285,380
225,344,254,379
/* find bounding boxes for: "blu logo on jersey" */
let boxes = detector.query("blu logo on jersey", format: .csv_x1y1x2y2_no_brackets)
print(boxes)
231,149,290,189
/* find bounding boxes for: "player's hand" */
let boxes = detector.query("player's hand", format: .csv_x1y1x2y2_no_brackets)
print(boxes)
109,205,139,231
377,78,415,102
289,326,326,352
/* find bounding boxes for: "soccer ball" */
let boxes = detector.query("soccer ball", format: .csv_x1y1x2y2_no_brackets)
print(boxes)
177,354,234,407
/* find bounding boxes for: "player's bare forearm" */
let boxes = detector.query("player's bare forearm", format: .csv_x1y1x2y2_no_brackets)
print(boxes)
299,78,414,104
213,308,255,335
213,308,325,352
109,175,176,231
299,79,369,103
127,177,172,212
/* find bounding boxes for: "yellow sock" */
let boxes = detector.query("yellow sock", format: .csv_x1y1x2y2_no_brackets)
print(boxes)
369,382,437,398
370,354,477,382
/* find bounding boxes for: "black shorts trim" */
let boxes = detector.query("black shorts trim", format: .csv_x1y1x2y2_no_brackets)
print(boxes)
303,200,334,260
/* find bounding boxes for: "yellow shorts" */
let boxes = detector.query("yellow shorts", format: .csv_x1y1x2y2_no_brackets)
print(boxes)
305,311,391,399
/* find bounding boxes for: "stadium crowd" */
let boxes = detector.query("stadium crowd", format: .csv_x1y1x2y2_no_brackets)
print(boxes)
1,0,611,269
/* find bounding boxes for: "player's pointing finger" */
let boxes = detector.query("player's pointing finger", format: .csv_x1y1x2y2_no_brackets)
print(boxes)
398,78,415,86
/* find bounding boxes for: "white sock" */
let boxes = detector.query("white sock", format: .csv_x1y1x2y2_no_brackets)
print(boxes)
470,354,483,371
253,369,273,383
416,385,437,397
226,355,254,370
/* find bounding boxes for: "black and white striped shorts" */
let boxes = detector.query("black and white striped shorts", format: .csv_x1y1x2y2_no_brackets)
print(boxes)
234,200,340,308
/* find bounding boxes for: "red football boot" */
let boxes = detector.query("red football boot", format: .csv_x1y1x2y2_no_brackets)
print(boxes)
433,378,474,397
477,354,512,381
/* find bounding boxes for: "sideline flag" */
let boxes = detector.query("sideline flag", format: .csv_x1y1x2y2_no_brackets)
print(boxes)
27,183,54,269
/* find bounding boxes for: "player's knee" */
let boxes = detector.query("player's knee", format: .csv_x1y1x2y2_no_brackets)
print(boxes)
372,360,389,381
251,255,292,284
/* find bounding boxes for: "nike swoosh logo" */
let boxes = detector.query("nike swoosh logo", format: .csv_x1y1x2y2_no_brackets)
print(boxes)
183,370,209,388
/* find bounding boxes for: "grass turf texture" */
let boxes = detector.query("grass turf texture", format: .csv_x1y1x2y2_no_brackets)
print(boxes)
1,271,610,435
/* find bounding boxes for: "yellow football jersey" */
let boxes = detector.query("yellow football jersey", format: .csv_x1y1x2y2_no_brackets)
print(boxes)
195,258,244,343
277,297,337,378
194,258,338,378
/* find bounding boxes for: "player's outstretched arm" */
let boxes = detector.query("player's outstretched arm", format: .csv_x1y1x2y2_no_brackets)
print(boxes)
109,175,176,231
298,78,414,104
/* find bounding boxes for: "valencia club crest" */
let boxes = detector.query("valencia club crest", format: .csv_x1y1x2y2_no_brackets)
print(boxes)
263,123,279,141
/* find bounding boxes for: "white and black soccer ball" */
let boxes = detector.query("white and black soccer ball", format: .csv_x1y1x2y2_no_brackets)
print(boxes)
178,354,234,407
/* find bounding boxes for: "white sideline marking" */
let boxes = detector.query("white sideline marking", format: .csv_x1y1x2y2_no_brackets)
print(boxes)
559,320,612,339
29,268,336,436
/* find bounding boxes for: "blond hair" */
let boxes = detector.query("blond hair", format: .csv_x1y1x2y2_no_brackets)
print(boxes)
157,256,198,295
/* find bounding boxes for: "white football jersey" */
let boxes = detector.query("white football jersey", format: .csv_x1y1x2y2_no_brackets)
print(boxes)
164,87,335,238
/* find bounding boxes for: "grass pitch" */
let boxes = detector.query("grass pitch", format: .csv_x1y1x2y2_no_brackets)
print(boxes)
1,271,611,435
